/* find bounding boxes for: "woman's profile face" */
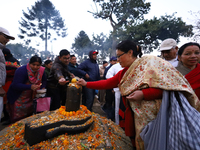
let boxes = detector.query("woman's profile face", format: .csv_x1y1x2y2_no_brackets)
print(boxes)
178,45,200,69
116,49,136,68
116,49,130,67
29,62,41,72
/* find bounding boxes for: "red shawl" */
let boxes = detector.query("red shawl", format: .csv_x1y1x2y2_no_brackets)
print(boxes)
26,63,45,85
185,63,200,99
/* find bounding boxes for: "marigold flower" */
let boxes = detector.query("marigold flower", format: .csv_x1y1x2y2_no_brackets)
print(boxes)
88,136,93,142
96,134,100,138
63,140,69,145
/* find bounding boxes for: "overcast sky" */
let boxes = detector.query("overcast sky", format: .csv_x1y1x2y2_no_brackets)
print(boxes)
1,0,200,56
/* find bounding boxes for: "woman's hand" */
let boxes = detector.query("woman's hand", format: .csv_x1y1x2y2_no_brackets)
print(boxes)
77,78,87,86
126,90,144,102
59,77,69,85
31,84,41,91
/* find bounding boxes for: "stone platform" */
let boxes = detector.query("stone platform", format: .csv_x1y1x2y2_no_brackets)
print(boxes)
0,109,133,150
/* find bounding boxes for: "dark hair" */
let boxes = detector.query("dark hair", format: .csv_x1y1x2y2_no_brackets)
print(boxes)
59,49,70,57
29,55,42,64
44,60,52,65
178,42,200,56
70,54,75,58
2,47,13,60
103,61,108,64
116,40,143,58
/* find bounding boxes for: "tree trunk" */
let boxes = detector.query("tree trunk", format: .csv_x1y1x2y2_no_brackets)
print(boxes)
111,27,117,57
45,17,48,52
111,37,117,56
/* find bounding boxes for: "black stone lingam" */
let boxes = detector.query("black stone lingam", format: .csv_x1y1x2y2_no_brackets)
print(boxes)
65,84,82,112
24,83,94,146
24,116,92,146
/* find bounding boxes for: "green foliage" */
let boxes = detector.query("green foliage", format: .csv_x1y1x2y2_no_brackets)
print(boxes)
92,33,112,63
6,43,39,65
72,31,92,59
124,14,194,53
89,0,151,55
18,0,67,51
90,0,150,25
156,14,193,40
6,43,56,65
72,31,113,63
89,1,193,54
39,50,56,62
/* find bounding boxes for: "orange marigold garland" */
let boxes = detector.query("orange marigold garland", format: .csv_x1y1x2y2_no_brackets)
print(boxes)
0,106,133,149
58,105,92,119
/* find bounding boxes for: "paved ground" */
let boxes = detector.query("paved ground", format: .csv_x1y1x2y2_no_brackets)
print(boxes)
0,97,107,131
92,97,107,117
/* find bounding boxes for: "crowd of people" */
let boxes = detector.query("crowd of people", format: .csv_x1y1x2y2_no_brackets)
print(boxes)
77,40,200,149
1,26,200,149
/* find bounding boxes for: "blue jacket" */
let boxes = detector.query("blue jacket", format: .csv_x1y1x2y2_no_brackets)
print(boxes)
78,51,100,81
103,64,113,79
68,62,85,78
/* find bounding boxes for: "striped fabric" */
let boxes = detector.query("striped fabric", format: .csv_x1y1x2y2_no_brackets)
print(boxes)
140,91,200,150
169,91,200,150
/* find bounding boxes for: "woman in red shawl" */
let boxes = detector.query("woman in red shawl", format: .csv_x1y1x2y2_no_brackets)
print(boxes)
77,41,163,148
176,42,200,99
77,40,200,150
7,55,46,123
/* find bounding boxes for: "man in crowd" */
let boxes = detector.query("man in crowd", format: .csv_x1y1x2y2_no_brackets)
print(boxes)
159,38,179,67
0,27,15,122
99,61,108,79
103,57,117,79
46,49,74,110
78,51,100,111
98,60,108,103
106,62,123,125
102,56,117,120
68,54,85,78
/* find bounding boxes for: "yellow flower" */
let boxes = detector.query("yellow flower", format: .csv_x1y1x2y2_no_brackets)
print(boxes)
71,78,77,83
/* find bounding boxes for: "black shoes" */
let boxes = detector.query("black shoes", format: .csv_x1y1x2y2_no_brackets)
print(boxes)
1,117,11,125
2,119,11,125
1,117,8,122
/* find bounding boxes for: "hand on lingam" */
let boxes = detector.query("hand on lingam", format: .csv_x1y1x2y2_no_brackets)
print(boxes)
77,78,87,86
